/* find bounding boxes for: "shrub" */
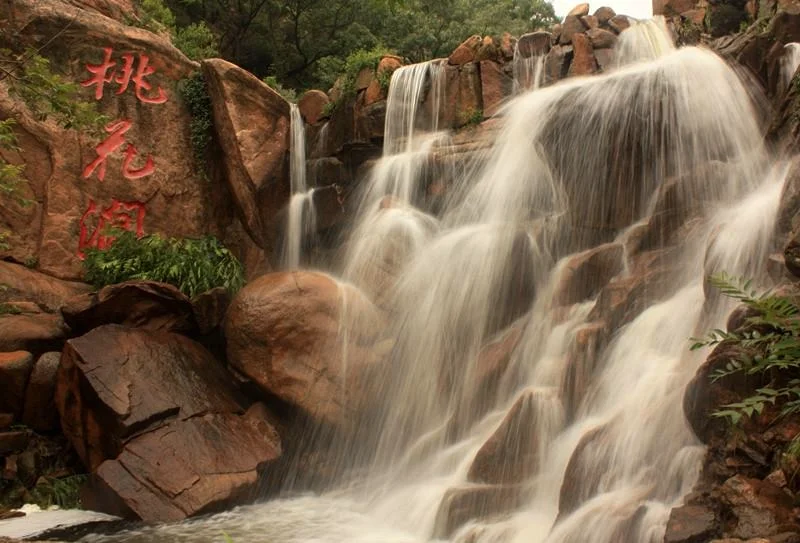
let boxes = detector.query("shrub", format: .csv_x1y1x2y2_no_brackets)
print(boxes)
29,474,88,510
138,0,176,34
178,74,214,178
262,75,298,103
174,22,219,61
323,46,396,114
459,108,484,127
691,273,800,425
83,231,245,297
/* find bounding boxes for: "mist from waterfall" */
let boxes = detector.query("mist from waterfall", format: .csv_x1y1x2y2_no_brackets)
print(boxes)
80,16,789,543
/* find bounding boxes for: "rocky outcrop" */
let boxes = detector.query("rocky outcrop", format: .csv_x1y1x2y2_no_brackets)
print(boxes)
203,58,291,252
225,271,388,431
55,324,281,521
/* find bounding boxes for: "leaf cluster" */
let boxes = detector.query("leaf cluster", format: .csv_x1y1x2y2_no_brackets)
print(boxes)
178,74,214,178
263,75,298,103
692,273,800,425
82,230,245,297
29,474,89,510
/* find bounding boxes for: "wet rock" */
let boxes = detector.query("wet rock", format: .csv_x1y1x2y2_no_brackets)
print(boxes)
552,243,624,306
203,58,291,252
442,63,483,129
55,325,247,471
558,424,612,519
517,32,553,58
22,352,61,433
609,15,632,33
467,388,557,484
0,262,91,313
719,476,800,539
569,33,597,76
86,410,280,522
449,35,482,66
298,90,330,125
595,48,616,71
0,351,33,417
560,321,608,419
545,45,571,85
664,504,719,543
225,271,388,430
480,60,512,117
61,281,196,336
586,28,618,49
560,15,587,45
433,484,529,538
594,6,617,24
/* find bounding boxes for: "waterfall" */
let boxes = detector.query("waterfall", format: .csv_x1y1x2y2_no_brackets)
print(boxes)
783,42,800,89
281,103,316,269
80,17,790,543
512,43,545,94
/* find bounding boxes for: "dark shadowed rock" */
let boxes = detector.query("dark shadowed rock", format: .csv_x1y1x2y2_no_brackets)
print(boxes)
552,243,624,307
517,32,553,58
61,281,196,336
719,476,800,539
663,504,718,543
0,351,34,417
22,352,61,433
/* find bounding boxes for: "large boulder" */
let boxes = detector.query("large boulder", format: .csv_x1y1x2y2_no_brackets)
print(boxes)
0,351,34,417
21,352,61,432
0,0,237,280
433,484,529,538
0,262,91,312
55,324,281,522
225,271,388,430
202,58,291,253
0,311,67,354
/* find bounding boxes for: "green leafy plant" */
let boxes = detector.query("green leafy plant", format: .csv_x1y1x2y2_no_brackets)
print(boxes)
29,474,88,510
178,74,214,178
691,273,800,425
138,0,176,34
174,22,219,60
459,108,484,127
83,231,245,297
262,75,298,103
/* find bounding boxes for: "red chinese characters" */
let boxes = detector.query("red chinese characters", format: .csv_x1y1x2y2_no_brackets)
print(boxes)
82,120,155,181
81,47,168,104
78,199,146,259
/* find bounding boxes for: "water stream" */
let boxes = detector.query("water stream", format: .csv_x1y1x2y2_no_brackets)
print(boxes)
73,17,788,543
281,103,316,269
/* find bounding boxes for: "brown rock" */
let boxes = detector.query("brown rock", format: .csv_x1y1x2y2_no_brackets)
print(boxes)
0,262,91,312
190,287,230,335
569,32,597,76
0,312,65,354
203,58,291,252
22,352,61,433
558,424,612,519
467,388,557,484
560,15,587,44
663,504,718,543
586,27,618,49
0,414,12,430
225,271,387,430
0,431,30,455
61,280,196,336
500,32,516,60
480,61,512,117
354,67,374,92
581,15,599,29
86,411,280,522
517,31,553,58
545,45,571,84
720,476,799,539
552,243,624,306
56,325,245,470
433,484,529,538
560,321,608,419
609,15,632,33
298,90,330,125
442,63,483,129
449,35,482,65
568,2,591,17
595,48,616,71
66,0,136,22
0,0,231,280
654,0,698,16
594,6,617,24
0,351,33,416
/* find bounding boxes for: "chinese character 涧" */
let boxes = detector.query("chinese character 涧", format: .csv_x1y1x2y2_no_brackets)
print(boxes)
78,199,146,259
83,120,155,182
81,47,168,104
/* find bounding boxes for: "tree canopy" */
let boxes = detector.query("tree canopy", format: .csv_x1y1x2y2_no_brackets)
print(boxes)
151,0,557,92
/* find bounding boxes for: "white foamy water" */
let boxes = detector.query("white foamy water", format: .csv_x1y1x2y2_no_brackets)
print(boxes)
783,42,800,89
74,19,789,543
281,103,315,268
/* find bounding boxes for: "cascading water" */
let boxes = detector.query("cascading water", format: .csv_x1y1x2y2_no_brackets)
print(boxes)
281,103,316,269
783,42,800,89
512,42,545,94
77,18,790,543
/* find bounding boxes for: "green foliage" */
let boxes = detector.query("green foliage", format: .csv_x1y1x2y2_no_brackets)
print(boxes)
82,231,245,297
29,475,88,510
460,108,484,127
178,74,214,178
138,0,177,34
0,120,26,207
674,19,703,46
263,76,298,103
174,22,220,60
692,273,800,425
